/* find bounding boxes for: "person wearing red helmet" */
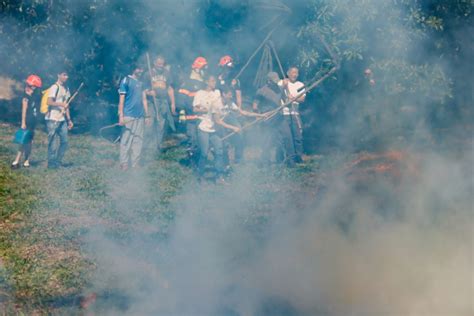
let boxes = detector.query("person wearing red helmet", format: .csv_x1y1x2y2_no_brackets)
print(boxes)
217,55,242,109
11,75,42,169
177,56,208,165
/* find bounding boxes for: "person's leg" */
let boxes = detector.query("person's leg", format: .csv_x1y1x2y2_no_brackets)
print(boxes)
130,118,145,168
119,117,134,168
279,117,296,166
187,122,199,164
210,133,224,176
226,116,244,163
56,121,69,165
291,115,304,162
156,114,166,151
12,146,22,167
23,142,32,166
197,129,210,177
47,120,59,167
143,104,157,153
260,122,273,165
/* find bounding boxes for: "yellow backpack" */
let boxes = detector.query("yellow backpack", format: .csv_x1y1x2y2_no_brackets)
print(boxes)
40,83,59,114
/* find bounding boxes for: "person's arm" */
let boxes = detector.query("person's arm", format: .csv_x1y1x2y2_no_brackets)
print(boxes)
142,90,151,125
168,86,176,115
214,113,240,133
21,97,28,129
291,83,306,103
252,98,260,112
66,108,73,129
238,107,264,118
235,89,242,109
118,94,125,125
47,85,66,107
296,93,306,103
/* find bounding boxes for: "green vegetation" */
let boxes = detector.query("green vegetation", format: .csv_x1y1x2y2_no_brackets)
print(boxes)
0,123,188,313
0,123,331,314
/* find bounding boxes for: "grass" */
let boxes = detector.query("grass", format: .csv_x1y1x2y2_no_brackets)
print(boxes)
0,121,336,314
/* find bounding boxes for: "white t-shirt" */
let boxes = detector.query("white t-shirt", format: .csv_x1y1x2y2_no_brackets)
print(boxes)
279,80,305,115
45,83,70,121
193,89,223,133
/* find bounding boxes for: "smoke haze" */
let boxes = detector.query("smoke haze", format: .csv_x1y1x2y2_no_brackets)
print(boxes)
0,0,472,315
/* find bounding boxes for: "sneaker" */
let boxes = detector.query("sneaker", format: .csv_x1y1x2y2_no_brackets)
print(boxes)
11,162,20,169
23,161,30,168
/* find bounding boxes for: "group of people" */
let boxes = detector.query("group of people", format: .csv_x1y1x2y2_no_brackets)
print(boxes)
11,55,308,183
11,69,72,169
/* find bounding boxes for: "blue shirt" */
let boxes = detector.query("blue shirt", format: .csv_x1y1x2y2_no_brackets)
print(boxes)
118,75,144,118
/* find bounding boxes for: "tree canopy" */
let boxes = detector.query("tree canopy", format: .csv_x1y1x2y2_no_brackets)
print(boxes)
0,0,472,144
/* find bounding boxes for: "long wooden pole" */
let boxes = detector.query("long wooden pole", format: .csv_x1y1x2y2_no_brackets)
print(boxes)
233,17,284,80
221,65,338,141
60,82,84,115
146,52,161,121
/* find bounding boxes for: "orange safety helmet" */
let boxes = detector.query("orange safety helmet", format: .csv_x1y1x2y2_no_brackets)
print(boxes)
218,55,233,67
192,57,208,69
25,74,42,88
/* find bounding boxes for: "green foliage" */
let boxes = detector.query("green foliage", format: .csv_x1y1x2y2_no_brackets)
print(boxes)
372,59,452,103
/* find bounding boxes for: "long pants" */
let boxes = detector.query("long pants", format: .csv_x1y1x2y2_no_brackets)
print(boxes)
146,99,173,151
222,115,244,163
282,114,303,161
46,120,68,166
120,116,144,167
186,121,199,161
198,129,224,177
260,120,278,164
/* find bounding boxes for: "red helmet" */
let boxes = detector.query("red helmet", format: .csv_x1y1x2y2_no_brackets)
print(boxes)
25,74,42,88
219,55,233,67
192,57,208,70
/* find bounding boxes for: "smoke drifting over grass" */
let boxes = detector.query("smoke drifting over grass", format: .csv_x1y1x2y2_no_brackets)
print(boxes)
75,1,473,315
0,0,472,315
83,146,472,315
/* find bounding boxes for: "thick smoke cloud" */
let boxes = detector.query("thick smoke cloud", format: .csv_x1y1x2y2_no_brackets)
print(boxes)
78,1,473,315
1,0,472,315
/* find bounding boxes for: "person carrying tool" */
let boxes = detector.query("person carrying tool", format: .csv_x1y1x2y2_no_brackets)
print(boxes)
194,75,240,183
118,64,150,171
177,56,208,165
217,55,242,109
145,55,176,153
45,69,73,169
279,66,306,164
11,75,42,169
220,86,263,165
252,71,294,167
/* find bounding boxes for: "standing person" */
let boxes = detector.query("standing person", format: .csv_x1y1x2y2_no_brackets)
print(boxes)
177,57,208,164
280,66,306,164
118,65,149,171
252,72,293,167
193,75,239,183
217,55,242,109
146,55,176,152
45,69,73,169
220,86,263,164
11,75,42,169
